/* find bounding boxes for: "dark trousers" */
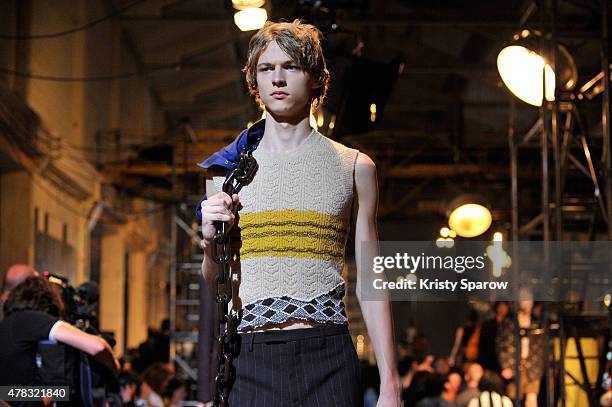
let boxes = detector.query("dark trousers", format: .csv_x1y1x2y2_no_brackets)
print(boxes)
228,325,363,407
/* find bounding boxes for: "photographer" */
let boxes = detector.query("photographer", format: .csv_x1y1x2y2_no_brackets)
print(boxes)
0,276,119,392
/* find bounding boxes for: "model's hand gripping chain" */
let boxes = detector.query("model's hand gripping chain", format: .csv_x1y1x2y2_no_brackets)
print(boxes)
211,150,258,407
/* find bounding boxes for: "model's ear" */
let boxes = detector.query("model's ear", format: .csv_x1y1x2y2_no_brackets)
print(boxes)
310,80,322,90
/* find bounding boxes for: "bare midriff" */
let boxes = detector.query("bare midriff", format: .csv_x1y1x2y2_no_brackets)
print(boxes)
243,319,327,333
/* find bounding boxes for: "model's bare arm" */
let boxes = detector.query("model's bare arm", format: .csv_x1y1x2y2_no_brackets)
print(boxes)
200,177,240,287
353,152,402,406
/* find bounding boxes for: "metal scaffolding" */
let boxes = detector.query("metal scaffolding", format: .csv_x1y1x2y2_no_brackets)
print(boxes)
507,1,612,406
168,127,209,401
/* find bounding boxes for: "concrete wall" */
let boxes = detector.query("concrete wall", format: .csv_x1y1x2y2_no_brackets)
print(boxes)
99,232,126,354
128,250,148,349
0,1,168,355
0,171,33,275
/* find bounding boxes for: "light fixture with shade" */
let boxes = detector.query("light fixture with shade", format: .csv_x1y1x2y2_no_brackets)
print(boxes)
234,7,267,31
496,30,578,106
447,195,492,238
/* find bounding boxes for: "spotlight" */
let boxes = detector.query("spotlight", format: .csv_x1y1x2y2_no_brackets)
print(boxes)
447,195,492,238
497,30,577,106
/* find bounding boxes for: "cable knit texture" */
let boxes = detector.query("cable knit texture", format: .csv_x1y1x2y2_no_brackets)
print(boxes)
213,129,358,306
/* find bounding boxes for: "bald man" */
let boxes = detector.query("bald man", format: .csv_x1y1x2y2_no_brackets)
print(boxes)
1,264,39,303
456,362,484,407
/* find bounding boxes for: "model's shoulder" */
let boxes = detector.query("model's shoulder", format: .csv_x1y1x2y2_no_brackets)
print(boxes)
319,133,357,153
355,151,376,168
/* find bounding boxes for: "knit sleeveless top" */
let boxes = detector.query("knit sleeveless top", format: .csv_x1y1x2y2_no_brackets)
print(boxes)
213,129,359,308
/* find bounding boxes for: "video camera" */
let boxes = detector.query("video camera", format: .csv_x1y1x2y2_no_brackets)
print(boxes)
40,272,119,407
43,272,100,333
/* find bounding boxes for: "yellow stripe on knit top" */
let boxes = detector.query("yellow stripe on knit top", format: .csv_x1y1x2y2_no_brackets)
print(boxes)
239,209,347,262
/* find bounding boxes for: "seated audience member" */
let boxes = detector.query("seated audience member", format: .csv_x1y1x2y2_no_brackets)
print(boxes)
403,354,435,406
456,363,484,407
468,370,512,407
0,276,119,389
138,362,173,407
403,334,435,406
119,371,139,407
415,371,462,407
165,377,189,407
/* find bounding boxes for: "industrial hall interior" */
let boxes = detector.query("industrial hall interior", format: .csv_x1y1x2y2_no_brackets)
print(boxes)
0,0,611,407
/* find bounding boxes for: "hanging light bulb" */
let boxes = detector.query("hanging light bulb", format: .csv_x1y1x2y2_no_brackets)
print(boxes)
329,114,336,129
447,195,492,238
234,7,267,31
440,227,450,238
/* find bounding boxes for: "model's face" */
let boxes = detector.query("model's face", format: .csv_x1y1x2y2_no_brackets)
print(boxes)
255,40,319,120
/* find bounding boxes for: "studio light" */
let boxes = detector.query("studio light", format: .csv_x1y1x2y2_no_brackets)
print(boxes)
234,7,267,31
497,30,577,106
447,195,492,238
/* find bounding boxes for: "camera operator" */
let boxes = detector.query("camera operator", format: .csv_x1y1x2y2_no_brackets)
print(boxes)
0,276,119,398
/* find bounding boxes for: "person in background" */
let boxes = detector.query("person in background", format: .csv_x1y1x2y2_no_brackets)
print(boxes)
138,362,173,407
456,362,484,407
402,335,435,406
477,302,510,373
165,377,189,407
415,371,462,407
397,340,413,377
450,309,479,368
0,264,38,320
0,276,119,392
467,370,513,407
497,290,545,407
118,371,139,407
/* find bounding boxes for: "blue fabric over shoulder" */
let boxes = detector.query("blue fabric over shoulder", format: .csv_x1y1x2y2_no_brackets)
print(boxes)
194,119,265,219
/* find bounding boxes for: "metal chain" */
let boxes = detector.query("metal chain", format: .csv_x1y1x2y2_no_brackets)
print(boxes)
211,150,258,407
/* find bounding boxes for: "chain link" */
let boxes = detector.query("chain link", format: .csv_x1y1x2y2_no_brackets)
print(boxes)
212,150,258,407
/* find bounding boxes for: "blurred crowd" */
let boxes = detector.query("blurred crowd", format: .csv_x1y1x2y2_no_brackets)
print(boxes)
360,299,590,407
2,264,609,407
0,264,191,407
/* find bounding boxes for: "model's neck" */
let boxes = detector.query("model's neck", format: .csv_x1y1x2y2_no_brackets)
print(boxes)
259,113,313,154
